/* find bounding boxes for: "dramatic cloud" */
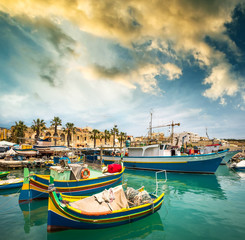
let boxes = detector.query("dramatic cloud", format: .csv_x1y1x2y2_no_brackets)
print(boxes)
1,0,244,97
1,0,245,138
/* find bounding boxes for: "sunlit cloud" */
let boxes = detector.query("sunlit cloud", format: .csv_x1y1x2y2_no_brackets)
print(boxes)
203,63,240,101
162,63,182,81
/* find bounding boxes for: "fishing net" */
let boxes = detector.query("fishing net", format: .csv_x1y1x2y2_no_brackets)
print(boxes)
125,187,152,207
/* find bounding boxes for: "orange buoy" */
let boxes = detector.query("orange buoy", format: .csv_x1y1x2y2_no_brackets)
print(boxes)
81,168,90,179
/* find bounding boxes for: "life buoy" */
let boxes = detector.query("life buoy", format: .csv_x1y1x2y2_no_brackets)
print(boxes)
81,168,90,179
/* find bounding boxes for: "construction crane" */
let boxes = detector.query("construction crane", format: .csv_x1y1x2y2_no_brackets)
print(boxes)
148,118,180,145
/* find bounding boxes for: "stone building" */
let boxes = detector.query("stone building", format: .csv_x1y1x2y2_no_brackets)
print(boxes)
23,126,120,148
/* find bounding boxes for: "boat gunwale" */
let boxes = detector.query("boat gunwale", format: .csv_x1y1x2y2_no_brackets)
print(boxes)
30,175,123,192
34,167,125,183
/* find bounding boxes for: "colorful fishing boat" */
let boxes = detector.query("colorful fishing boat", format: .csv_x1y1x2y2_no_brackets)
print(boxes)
0,171,10,179
0,178,23,190
19,164,124,203
103,144,228,174
47,183,164,232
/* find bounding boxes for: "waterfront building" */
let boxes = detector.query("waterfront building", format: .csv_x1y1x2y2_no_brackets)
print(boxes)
0,128,11,141
22,126,120,148
173,131,201,146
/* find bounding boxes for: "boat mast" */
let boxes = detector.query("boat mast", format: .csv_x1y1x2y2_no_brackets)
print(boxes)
206,127,210,140
149,112,153,140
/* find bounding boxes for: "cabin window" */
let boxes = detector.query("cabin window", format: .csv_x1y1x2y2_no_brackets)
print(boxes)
160,144,164,150
165,145,171,150
171,149,176,156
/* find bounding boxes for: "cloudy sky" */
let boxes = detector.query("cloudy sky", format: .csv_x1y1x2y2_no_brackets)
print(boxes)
0,0,245,139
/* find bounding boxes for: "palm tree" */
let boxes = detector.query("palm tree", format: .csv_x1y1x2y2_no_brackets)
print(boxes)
31,118,46,143
110,125,119,147
63,122,76,147
50,117,62,146
118,132,127,148
11,121,27,144
102,129,111,145
90,129,100,148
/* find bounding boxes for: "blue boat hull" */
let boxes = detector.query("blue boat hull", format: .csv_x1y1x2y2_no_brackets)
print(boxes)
233,166,245,171
0,181,23,190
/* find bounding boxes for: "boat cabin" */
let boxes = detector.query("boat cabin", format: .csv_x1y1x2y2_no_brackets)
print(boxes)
128,144,181,157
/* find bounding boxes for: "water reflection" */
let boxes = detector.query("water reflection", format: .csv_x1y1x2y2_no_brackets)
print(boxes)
0,188,21,196
47,211,164,240
19,200,48,233
124,168,226,200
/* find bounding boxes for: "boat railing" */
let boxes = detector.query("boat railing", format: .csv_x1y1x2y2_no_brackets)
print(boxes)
154,170,167,196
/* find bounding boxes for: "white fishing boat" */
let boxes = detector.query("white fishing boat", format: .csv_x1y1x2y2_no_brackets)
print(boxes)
103,143,228,174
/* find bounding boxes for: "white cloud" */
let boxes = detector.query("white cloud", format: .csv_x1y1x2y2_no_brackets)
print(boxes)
162,63,182,80
219,97,227,106
203,63,239,101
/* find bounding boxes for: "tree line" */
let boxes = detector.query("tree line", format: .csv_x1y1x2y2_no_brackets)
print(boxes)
10,118,127,148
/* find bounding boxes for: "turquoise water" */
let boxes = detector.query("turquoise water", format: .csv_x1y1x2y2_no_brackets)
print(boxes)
0,166,245,240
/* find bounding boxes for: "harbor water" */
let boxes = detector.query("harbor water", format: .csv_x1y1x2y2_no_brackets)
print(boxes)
0,165,245,240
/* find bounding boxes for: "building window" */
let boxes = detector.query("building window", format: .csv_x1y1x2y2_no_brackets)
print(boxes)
60,134,65,142
85,137,87,141
77,136,79,140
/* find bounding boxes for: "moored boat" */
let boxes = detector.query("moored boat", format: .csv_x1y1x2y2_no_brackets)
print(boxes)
0,171,10,178
34,137,70,156
14,149,38,157
47,183,164,232
19,163,124,203
103,144,228,174
229,160,245,171
0,178,23,190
